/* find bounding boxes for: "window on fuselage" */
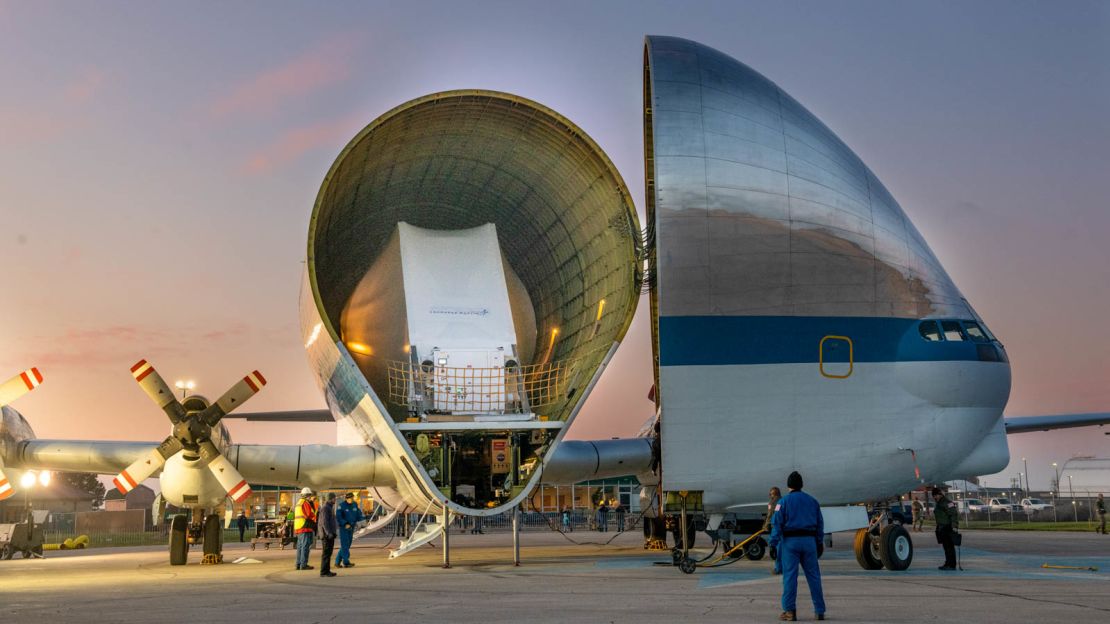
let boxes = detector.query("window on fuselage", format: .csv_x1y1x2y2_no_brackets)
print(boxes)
962,321,989,343
941,320,966,341
919,321,942,341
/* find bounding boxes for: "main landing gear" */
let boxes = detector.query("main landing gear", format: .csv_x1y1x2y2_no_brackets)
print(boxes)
853,507,913,571
168,510,224,566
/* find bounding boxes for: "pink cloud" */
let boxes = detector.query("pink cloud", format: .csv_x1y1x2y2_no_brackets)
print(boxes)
239,112,364,174
0,107,84,144
0,67,105,144
64,67,107,104
208,35,358,119
22,321,288,368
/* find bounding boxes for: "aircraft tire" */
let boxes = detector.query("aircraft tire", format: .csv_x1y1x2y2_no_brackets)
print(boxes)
878,524,913,571
203,514,222,556
745,537,767,561
169,514,188,566
853,527,883,570
679,557,696,574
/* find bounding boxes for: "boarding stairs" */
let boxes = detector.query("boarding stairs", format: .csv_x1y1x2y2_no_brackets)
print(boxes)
352,509,399,540
389,505,448,559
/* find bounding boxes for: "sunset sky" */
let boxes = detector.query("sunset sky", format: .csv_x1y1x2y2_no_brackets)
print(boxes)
1,1,1107,491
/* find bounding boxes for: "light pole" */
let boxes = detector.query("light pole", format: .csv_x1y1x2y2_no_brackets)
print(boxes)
174,380,195,399
1051,463,1059,522
1068,475,1076,521
1022,457,1029,496
18,470,50,559
1018,473,1025,499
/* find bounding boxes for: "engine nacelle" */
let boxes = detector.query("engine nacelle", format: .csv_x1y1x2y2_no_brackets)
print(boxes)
0,405,37,488
159,453,229,509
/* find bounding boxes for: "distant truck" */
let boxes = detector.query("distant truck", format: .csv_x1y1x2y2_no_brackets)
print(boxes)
1020,498,1054,512
957,498,989,513
988,498,1023,513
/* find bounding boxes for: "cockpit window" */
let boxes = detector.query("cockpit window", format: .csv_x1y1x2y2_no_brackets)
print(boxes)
962,321,989,343
940,320,966,341
919,321,941,341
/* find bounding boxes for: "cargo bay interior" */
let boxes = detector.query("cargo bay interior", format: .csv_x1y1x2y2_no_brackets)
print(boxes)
307,91,642,508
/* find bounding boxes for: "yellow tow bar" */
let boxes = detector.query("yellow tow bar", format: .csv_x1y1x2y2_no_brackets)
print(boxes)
1041,563,1098,572
707,528,768,565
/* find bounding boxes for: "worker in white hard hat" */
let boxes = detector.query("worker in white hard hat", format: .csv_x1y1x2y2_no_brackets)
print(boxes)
293,488,318,570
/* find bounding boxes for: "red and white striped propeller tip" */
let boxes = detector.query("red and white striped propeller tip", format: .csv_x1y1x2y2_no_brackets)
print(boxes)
243,370,267,392
20,367,43,390
130,359,155,382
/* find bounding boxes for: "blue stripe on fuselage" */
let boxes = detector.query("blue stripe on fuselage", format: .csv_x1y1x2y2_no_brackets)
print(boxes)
659,316,987,367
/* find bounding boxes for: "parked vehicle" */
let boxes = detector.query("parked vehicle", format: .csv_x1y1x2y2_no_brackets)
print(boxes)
958,498,989,513
1020,498,1054,512
988,498,1022,513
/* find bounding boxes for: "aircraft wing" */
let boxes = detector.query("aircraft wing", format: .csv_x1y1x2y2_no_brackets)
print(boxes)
540,438,654,484
6,434,650,494
6,439,395,489
222,409,334,422
1004,413,1110,434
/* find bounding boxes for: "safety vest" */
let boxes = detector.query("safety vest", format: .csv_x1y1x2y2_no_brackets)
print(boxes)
294,498,318,534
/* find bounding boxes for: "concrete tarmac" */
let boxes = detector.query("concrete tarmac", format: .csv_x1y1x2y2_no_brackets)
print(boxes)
1,529,1108,623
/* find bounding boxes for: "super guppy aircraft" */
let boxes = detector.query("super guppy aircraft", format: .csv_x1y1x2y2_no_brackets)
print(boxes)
1,36,1105,568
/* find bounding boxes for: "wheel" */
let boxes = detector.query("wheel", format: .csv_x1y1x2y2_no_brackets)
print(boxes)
679,557,697,574
671,548,684,565
878,524,913,571
745,537,767,561
169,514,189,566
1,545,13,560
853,527,883,570
203,514,222,557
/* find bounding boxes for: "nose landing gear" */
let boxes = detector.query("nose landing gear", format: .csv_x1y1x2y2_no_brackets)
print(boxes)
168,510,225,565
853,507,914,571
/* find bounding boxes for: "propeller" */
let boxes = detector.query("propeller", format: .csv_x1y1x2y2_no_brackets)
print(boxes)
0,367,43,407
113,360,265,504
0,367,44,501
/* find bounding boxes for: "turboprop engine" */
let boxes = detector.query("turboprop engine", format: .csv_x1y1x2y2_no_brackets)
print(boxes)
0,368,44,501
112,360,265,507
301,91,643,513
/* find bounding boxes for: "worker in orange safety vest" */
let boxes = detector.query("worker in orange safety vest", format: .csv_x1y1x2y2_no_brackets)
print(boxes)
294,487,318,570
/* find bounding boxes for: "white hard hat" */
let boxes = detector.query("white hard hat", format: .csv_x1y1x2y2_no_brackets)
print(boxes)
300,487,313,496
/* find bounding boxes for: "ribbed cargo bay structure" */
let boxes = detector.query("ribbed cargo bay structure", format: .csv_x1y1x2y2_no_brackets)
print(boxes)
303,90,642,512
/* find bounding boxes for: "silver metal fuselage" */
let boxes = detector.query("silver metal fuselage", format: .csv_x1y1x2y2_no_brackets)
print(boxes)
644,36,1012,511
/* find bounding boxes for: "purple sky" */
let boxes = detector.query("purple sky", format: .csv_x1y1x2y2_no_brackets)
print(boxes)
1,2,1107,491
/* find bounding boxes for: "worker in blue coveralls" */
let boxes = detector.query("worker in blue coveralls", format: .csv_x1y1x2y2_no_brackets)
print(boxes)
769,471,826,622
334,492,364,568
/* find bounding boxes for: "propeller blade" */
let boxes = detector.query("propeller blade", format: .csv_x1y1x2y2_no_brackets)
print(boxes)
0,468,14,501
198,440,252,503
0,367,43,406
112,436,183,494
199,370,267,427
130,360,186,424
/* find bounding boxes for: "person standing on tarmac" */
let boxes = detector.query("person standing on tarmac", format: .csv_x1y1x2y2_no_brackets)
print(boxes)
318,493,339,577
932,487,959,570
1096,494,1106,534
335,492,364,567
912,497,925,532
763,487,783,575
769,472,825,622
237,512,249,542
294,488,318,571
